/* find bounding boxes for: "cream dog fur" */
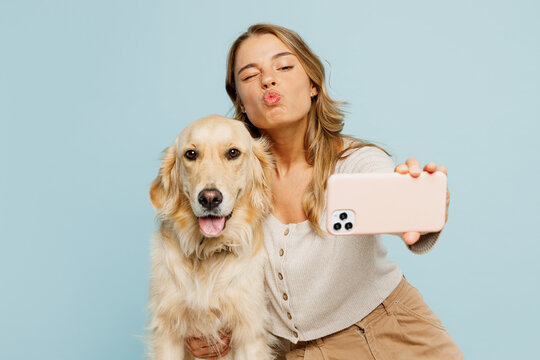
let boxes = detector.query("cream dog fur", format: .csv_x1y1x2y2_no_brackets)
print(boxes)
147,115,275,360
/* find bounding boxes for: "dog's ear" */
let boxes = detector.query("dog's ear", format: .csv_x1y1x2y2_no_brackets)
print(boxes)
248,137,273,213
150,143,180,211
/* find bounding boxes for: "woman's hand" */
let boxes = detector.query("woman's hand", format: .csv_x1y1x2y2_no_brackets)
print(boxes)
185,329,232,360
394,157,450,245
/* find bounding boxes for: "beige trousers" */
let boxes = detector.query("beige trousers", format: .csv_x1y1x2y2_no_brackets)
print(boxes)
281,277,463,360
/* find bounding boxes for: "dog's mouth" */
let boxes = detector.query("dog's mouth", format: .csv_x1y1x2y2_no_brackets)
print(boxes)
198,213,232,237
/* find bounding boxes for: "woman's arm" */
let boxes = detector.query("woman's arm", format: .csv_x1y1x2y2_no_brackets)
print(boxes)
339,147,450,251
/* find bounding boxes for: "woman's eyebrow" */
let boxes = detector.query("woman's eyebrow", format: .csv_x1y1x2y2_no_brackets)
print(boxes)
237,51,295,75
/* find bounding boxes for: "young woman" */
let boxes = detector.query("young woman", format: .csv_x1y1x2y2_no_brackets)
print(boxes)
186,24,463,360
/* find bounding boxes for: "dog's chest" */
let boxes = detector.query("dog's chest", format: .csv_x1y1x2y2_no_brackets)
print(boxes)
172,254,264,334
183,254,262,309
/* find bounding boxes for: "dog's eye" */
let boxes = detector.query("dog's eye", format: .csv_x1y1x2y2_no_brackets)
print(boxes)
226,148,241,160
184,150,198,161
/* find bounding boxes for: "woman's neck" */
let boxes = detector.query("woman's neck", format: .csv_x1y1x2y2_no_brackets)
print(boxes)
260,117,309,177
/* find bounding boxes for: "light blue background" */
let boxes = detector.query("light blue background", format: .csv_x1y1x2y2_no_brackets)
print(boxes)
1,0,538,359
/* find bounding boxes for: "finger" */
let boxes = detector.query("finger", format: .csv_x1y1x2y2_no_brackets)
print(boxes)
215,344,231,356
198,346,232,360
394,163,408,174
438,164,447,175
196,353,225,360
203,342,231,359
195,343,230,359
185,338,200,352
217,329,232,347
445,187,450,222
403,231,420,245
220,334,232,345
186,337,212,351
220,347,231,357
186,328,231,345
405,157,420,168
218,328,232,338
186,333,206,346
405,157,421,177
196,341,228,351
208,346,231,360
423,162,437,173
187,337,229,357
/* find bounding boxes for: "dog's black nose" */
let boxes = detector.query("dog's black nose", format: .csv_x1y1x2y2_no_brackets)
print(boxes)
198,189,223,210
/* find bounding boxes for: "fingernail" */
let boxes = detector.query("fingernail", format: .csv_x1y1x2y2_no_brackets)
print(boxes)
411,166,420,173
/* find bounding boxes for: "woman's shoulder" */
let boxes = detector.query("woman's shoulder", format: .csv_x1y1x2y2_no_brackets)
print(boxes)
336,137,395,174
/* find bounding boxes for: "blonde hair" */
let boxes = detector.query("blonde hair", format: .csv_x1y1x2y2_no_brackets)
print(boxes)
225,23,390,234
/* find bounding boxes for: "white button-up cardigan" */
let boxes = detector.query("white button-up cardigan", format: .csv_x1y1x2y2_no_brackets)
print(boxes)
262,145,441,342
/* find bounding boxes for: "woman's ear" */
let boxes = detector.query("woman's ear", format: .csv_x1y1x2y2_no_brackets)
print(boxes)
310,83,319,97
237,98,246,113
150,143,179,211
248,137,274,213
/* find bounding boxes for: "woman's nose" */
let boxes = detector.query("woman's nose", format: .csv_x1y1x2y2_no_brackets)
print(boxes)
261,72,277,89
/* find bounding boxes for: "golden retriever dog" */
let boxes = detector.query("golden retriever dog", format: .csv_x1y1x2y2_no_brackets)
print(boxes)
147,115,274,360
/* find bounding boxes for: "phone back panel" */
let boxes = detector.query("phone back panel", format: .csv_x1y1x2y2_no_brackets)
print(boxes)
326,172,447,235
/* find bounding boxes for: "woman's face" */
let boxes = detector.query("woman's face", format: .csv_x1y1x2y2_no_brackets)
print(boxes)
234,34,318,132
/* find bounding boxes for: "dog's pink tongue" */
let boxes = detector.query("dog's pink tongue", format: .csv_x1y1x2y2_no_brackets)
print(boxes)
199,216,226,237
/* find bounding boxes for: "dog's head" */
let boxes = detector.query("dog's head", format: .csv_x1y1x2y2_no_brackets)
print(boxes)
150,115,273,256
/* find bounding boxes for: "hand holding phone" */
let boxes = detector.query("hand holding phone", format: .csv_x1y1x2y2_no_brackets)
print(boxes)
326,171,448,236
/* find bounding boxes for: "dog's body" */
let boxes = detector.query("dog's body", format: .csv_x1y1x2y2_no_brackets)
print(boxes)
147,115,274,360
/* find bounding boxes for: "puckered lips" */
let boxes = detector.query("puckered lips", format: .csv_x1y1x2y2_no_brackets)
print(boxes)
263,90,281,105
198,213,232,237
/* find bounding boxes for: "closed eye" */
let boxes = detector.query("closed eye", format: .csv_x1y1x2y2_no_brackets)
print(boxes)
242,73,259,81
279,65,294,71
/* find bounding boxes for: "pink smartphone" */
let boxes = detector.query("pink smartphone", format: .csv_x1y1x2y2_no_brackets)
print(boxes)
326,172,447,235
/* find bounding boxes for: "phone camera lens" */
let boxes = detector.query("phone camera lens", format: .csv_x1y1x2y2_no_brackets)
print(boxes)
339,212,348,220
345,222,353,230
333,223,342,231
